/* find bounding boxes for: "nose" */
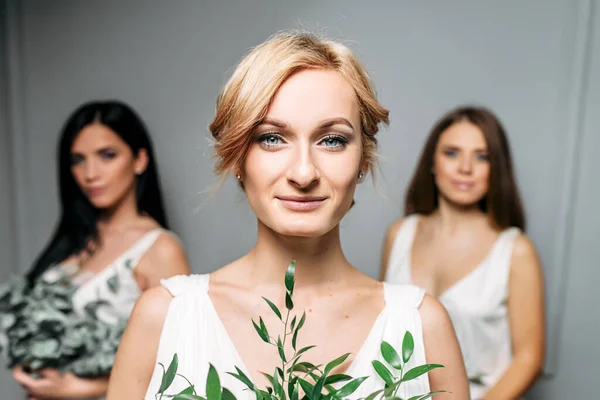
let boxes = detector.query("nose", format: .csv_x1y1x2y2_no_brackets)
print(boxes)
84,159,100,182
458,154,473,175
286,141,319,189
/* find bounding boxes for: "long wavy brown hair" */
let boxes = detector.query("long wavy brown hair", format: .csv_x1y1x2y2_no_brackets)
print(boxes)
405,105,526,230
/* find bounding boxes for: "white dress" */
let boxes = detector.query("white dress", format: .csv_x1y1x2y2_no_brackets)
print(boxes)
384,214,521,400
145,274,431,399
42,228,167,400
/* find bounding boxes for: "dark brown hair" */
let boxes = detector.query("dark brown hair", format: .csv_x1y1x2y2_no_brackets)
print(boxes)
405,105,526,230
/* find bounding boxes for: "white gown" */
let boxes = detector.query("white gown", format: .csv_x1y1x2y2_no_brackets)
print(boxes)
145,274,432,400
384,214,521,399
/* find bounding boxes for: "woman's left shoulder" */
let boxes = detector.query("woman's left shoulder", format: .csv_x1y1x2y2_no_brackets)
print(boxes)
511,232,539,259
418,294,454,332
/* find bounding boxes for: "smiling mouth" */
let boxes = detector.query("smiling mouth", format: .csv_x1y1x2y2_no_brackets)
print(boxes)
452,181,475,191
86,187,105,197
276,196,327,211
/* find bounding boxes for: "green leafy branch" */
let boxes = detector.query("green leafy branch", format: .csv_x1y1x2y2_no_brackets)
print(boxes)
155,261,446,400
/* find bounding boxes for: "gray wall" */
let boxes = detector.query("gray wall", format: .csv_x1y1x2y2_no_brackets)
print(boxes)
0,0,598,398
0,0,21,394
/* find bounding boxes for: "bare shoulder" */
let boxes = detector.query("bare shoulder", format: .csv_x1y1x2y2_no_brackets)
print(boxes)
512,233,539,261
418,293,453,332
510,233,543,284
136,232,190,288
129,286,174,330
384,217,409,242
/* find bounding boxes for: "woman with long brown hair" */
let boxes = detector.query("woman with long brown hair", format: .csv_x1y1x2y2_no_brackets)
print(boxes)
380,106,545,399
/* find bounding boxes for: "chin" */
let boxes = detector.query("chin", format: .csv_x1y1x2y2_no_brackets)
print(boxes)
445,193,486,208
266,216,336,238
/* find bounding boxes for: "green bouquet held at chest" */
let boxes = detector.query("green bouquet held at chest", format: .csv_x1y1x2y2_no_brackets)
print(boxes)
154,261,446,400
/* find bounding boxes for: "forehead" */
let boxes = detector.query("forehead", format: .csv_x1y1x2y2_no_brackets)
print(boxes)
71,124,124,151
438,121,487,148
265,68,360,129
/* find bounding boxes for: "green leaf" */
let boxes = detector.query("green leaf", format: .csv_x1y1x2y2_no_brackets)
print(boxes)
277,336,287,362
334,377,368,398
273,367,285,399
324,353,350,374
402,331,414,364
227,367,254,390
297,312,306,331
371,360,395,387
291,315,297,331
159,354,179,393
296,345,316,357
402,364,444,381
407,391,447,400
262,297,282,321
172,394,207,400
177,386,196,395
206,364,222,400
221,388,237,400
364,389,384,400
286,292,294,310
289,361,321,373
323,374,352,385
252,318,270,343
261,372,275,386
380,341,403,370
285,260,296,293
292,327,299,350
297,378,315,399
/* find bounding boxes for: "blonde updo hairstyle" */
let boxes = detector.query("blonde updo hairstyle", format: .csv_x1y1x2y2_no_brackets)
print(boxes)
209,32,389,184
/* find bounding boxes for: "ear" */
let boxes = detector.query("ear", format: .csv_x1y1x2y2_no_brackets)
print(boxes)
134,148,149,176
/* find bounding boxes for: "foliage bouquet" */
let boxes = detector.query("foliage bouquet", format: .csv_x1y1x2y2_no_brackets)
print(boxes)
0,267,126,378
155,262,445,400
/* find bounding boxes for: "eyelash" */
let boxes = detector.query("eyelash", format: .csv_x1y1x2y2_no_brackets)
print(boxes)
256,133,349,150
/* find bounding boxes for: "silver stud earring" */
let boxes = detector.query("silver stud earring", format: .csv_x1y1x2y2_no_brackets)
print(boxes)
358,171,365,180
235,172,241,181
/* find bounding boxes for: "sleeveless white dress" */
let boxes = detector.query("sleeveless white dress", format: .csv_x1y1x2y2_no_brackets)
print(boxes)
145,274,431,400
41,228,167,400
383,214,521,400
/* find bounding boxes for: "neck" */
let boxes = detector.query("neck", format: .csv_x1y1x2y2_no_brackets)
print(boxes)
96,189,140,238
244,221,352,289
433,196,490,233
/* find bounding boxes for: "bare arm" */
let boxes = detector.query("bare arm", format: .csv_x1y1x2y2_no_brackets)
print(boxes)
420,294,470,399
483,235,545,400
106,286,173,399
135,233,191,290
379,219,405,281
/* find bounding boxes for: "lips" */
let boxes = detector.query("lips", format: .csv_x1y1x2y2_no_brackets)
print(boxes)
451,181,475,191
276,196,327,211
85,187,105,197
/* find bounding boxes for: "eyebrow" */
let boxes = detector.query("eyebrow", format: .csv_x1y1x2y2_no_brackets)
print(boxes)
259,117,355,131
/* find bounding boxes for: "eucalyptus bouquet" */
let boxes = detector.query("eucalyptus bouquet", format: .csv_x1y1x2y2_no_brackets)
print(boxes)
155,262,445,400
0,267,127,378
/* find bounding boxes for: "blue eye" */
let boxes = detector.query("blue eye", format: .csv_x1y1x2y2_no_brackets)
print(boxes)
443,150,458,158
257,133,284,148
476,153,489,162
320,135,348,149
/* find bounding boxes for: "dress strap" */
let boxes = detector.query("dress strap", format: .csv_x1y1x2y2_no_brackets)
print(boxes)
383,282,426,309
123,229,165,269
161,274,209,297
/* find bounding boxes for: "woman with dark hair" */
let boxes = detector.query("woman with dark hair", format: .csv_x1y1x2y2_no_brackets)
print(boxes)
11,100,190,399
380,106,545,399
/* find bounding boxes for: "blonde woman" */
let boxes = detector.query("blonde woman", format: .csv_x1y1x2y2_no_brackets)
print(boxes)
107,33,469,400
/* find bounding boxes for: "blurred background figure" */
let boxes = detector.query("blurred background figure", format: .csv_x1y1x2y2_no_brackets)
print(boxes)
380,106,545,399
8,101,190,399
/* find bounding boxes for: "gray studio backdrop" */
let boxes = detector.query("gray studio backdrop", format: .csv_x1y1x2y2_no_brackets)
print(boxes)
1,1,598,398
